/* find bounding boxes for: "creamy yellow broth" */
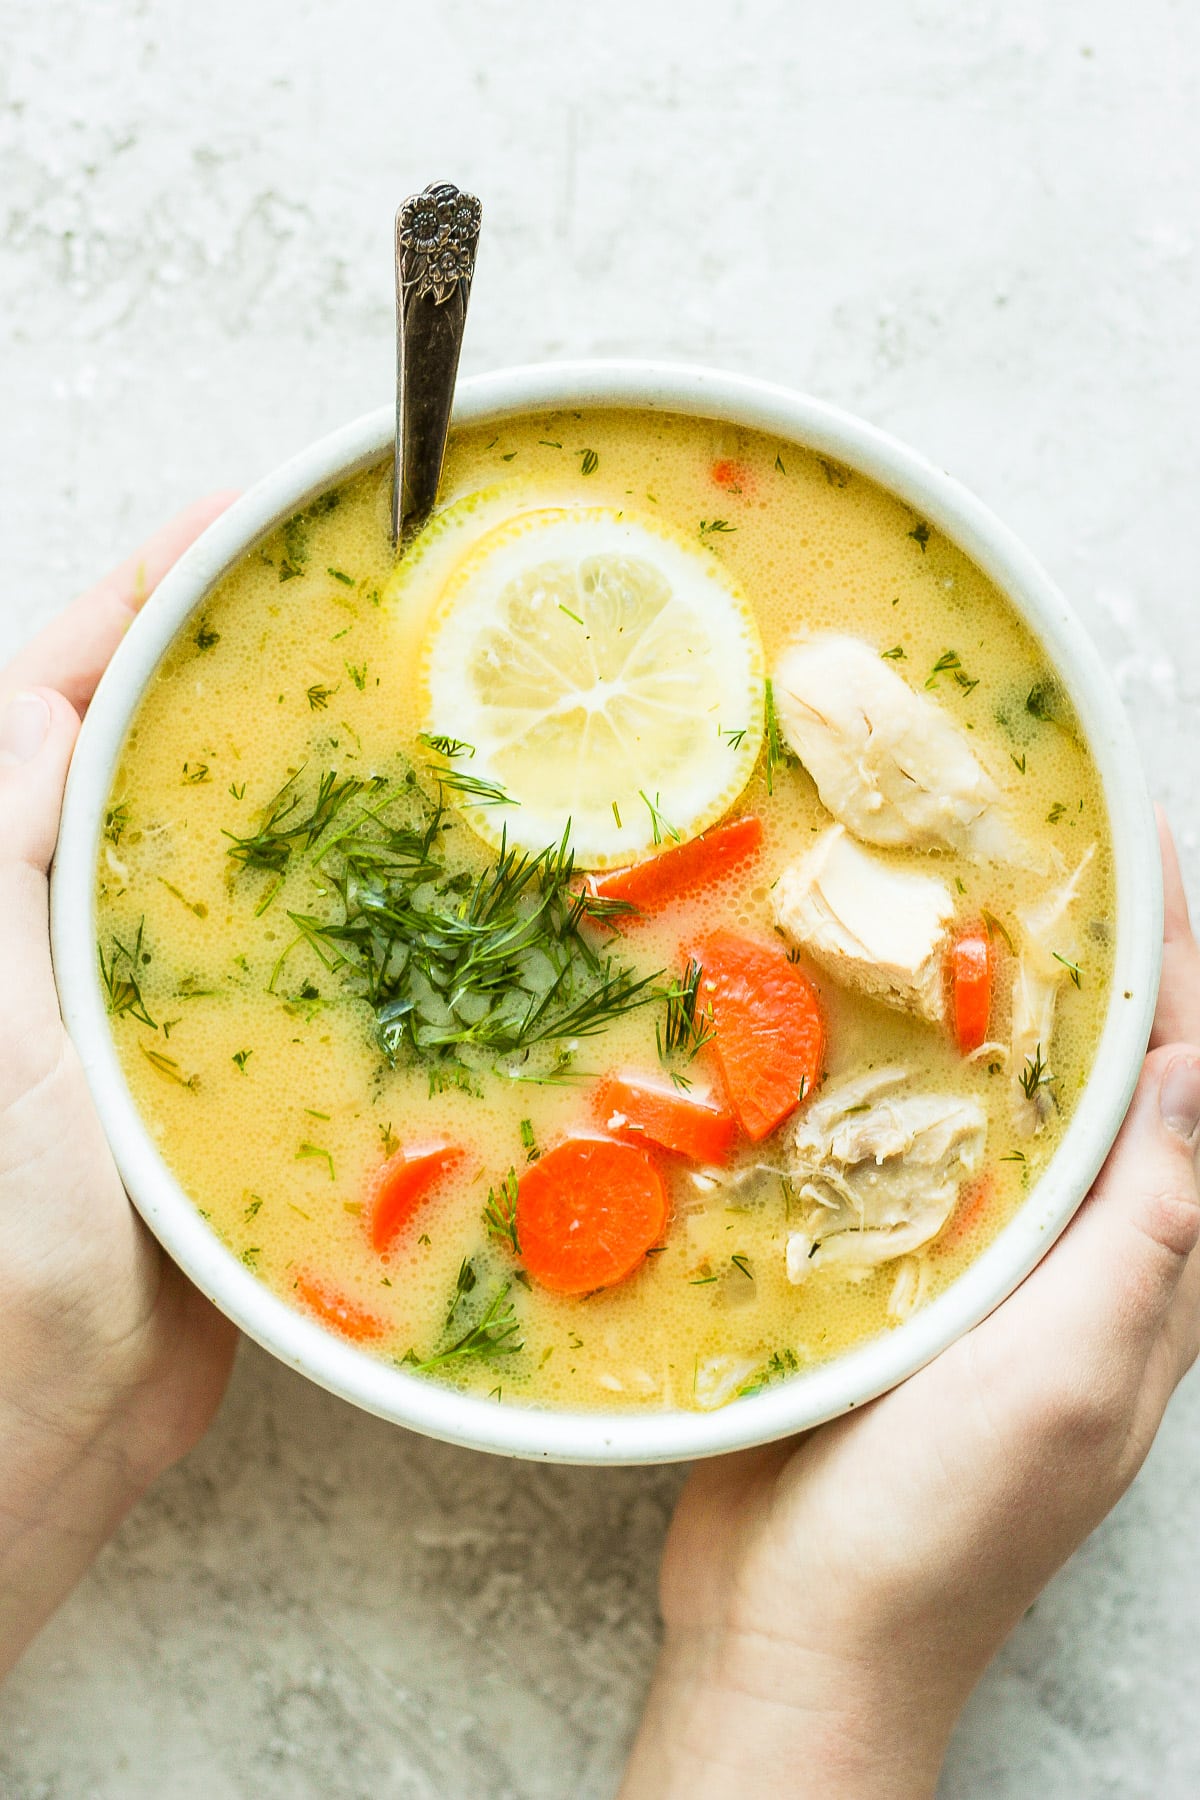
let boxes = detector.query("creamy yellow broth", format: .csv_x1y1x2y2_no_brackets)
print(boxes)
95,409,1114,1411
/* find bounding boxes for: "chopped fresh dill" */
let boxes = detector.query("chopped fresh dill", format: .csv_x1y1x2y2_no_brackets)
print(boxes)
296,1141,335,1180
157,877,207,919
234,775,659,1072
327,567,355,586
730,1254,753,1280
639,789,681,846
141,1045,198,1089
436,768,516,808
578,448,599,475
103,800,130,847
881,645,905,660
483,1167,521,1254
699,518,736,539
225,769,364,875
737,1347,799,1398
244,1195,263,1220
925,649,977,694
410,1283,523,1371
182,761,211,784
721,726,747,748
908,521,931,550
232,1049,253,1072
98,921,157,1027
445,1256,478,1326
775,453,786,474
558,603,585,626
660,958,714,1060
519,1118,539,1162
346,663,367,691
1019,1044,1052,1100
981,908,1014,952
763,676,795,795
1000,1150,1027,1163
1011,751,1027,775
417,733,475,760
194,621,220,651
229,781,246,800
611,799,622,829
306,683,337,711
1052,951,1083,988
1047,801,1067,825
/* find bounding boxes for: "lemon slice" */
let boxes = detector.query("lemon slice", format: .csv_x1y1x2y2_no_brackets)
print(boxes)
417,507,764,866
384,481,535,660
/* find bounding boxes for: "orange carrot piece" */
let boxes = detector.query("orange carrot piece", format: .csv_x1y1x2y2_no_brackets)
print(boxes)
710,458,753,494
941,1173,997,1247
516,1136,668,1295
367,1144,464,1253
594,1072,737,1165
294,1271,388,1343
949,927,992,1054
698,931,825,1141
590,815,763,915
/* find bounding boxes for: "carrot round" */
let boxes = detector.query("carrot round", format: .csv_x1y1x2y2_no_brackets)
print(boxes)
949,927,992,1054
516,1137,668,1295
294,1271,388,1343
594,1072,736,1165
590,815,763,915
367,1143,464,1253
698,931,825,1141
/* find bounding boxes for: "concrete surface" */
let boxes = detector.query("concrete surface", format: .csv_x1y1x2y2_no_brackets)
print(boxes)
2,0,1199,1793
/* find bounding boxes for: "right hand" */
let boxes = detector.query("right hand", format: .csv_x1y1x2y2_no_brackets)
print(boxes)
621,812,1200,1799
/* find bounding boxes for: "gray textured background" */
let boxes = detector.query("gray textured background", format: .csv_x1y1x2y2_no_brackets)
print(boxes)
2,1,1199,1794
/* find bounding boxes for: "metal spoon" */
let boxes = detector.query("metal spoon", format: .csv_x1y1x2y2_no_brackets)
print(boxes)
391,180,482,550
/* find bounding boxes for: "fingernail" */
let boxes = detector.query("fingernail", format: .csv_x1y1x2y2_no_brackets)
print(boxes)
1160,1056,1200,1143
0,693,51,766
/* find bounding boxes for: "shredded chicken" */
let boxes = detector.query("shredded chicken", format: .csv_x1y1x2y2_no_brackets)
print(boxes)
771,824,954,1023
785,1067,986,1282
1011,847,1096,1135
772,634,1018,860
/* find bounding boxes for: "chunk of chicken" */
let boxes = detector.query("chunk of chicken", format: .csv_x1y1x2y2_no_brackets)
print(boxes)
785,1067,986,1282
772,634,1016,861
1011,846,1095,1135
771,824,954,1023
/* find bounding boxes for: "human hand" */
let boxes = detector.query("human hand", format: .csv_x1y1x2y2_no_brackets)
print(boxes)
621,813,1200,1800
0,498,241,1677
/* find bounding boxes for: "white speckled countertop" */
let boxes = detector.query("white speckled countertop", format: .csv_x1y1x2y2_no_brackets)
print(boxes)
2,2,1199,1793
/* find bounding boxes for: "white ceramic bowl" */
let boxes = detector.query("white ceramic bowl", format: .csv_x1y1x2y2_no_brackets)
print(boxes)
50,361,1162,1465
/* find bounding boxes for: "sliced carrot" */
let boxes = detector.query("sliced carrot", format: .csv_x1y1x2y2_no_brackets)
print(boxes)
590,815,763,915
594,1072,737,1165
294,1271,388,1343
698,931,825,1141
517,1136,668,1295
710,458,753,494
948,926,992,1054
367,1144,464,1253
941,1173,997,1247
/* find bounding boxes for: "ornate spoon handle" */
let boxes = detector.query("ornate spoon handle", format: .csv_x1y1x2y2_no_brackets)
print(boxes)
392,180,482,549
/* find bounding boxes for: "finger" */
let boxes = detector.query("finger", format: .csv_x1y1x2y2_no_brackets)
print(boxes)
0,688,84,1101
986,1043,1200,1428
1150,808,1200,1049
0,492,239,716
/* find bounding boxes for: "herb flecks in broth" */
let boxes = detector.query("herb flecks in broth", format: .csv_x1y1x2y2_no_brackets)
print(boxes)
96,407,1116,1415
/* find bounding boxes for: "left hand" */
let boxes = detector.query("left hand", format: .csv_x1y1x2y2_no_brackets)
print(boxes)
620,813,1200,1800
0,497,241,1677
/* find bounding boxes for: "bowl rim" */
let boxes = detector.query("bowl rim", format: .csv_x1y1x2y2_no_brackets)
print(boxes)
50,359,1162,1464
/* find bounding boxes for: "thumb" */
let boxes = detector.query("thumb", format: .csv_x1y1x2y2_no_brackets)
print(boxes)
0,688,82,1102
1003,1043,1200,1418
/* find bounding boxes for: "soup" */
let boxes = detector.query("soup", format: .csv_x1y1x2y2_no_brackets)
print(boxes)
94,409,1114,1413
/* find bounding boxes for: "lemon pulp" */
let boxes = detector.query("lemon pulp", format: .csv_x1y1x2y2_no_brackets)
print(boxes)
416,507,765,866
